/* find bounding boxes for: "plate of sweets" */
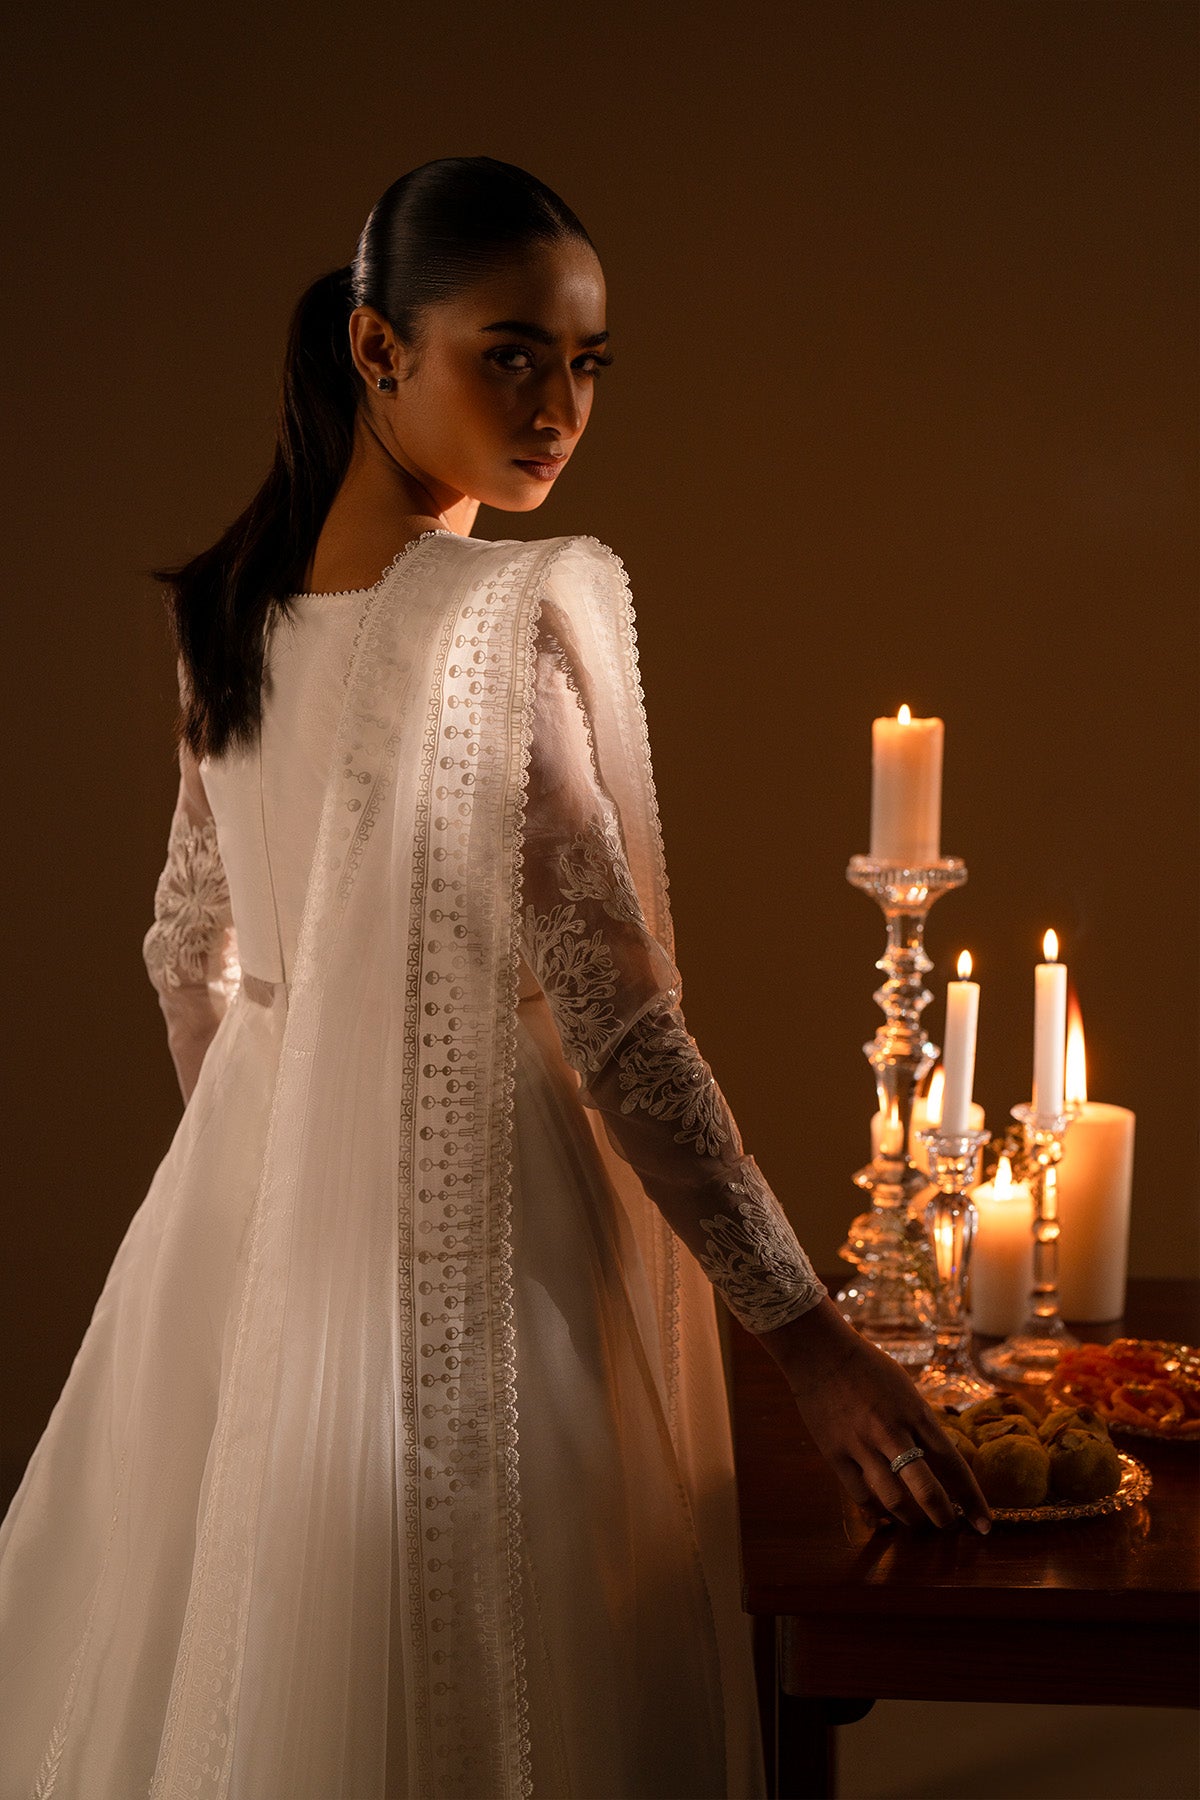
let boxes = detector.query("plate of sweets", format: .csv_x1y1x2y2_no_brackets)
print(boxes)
1046,1339,1200,1442
935,1392,1151,1523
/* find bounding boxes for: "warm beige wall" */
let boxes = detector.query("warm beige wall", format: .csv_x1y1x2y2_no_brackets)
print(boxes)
3,1,1196,1506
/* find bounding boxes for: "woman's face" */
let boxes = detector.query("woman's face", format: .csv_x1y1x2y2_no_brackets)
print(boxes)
350,236,611,516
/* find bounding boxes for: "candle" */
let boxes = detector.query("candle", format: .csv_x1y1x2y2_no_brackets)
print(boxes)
871,1065,985,1171
1033,929,1067,1119
942,950,980,1135
869,705,943,866
878,1096,905,1158
1054,993,1136,1321
967,1154,1035,1336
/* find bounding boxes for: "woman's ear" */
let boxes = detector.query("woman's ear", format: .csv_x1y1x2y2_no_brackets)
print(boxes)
349,304,408,391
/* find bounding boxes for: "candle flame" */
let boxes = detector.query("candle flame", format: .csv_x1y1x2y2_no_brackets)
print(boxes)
1042,928,1059,962
957,949,973,980
897,703,912,725
925,1064,945,1126
1066,990,1088,1105
995,1153,1016,1196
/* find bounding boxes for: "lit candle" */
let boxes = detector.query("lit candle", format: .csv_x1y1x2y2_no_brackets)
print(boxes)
967,1154,1035,1336
931,1211,957,1287
869,705,943,866
941,950,980,1135
871,1064,985,1171
1054,993,1136,1321
1032,929,1067,1119
878,1095,904,1158
909,1065,954,1172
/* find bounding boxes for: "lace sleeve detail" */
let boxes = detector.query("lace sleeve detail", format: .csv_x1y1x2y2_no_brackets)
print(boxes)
579,1000,827,1333
142,806,234,993
519,616,826,1336
142,709,239,1103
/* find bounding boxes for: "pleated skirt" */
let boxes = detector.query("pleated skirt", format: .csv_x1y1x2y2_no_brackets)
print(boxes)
0,981,767,1799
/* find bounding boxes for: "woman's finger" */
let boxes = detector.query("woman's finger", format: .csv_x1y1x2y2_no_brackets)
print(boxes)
833,1454,896,1526
866,1457,930,1529
883,1443,961,1528
915,1416,994,1530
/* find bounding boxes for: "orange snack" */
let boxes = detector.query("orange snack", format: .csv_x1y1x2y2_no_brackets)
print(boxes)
1047,1338,1200,1439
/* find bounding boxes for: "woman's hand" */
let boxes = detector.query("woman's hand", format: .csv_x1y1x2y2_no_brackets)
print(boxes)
757,1296,994,1534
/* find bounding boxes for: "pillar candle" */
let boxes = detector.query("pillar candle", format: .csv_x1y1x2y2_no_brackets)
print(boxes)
942,951,980,1135
1055,994,1136,1321
1033,929,1067,1119
869,706,943,866
967,1155,1035,1336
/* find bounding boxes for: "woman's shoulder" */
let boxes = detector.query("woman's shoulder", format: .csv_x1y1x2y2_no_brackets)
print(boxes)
426,535,634,638
443,530,623,561
445,531,630,588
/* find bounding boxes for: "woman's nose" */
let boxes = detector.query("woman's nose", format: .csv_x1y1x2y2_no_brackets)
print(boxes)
533,365,584,436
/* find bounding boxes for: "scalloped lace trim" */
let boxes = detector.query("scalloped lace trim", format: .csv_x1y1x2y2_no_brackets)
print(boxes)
285,527,456,601
550,535,684,1423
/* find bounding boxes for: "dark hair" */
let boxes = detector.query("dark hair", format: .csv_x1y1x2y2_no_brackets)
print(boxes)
152,156,594,761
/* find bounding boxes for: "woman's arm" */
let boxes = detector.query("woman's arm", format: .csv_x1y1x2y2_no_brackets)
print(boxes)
519,615,826,1335
519,613,993,1534
142,665,238,1103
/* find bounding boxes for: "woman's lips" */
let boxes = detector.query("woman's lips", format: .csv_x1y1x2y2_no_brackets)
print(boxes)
512,458,565,482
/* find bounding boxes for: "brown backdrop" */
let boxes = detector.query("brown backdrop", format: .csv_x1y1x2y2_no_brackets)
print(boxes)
4,0,1195,1540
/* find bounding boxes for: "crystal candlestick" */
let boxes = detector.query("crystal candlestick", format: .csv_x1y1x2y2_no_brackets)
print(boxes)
977,1102,1083,1384
914,1126,998,1406
836,854,967,1365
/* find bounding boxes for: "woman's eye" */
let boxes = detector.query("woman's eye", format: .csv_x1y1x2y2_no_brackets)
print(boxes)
487,347,613,378
489,347,536,372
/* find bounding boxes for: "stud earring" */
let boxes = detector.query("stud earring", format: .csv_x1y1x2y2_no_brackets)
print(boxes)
376,375,395,392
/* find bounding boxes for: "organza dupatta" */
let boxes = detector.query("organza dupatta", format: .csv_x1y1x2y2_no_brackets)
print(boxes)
146,533,697,1799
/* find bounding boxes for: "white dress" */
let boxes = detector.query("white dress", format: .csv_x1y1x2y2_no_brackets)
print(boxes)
0,531,827,1799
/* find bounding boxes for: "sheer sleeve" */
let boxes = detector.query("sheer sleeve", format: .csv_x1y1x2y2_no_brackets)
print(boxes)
519,616,828,1336
142,664,239,1105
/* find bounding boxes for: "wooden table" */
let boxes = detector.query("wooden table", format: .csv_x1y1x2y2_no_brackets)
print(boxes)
730,1275,1200,1799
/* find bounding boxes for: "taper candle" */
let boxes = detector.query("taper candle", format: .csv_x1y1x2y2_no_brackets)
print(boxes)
942,951,980,1135
1033,929,1067,1120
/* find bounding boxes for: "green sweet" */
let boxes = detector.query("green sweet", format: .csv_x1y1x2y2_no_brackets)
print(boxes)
1047,1428,1123,1502
960,1394,1041,1436
973,1434,1051,1508
1037,1404,1111,1445
941,1423,978,1466
975,1416,1039,1445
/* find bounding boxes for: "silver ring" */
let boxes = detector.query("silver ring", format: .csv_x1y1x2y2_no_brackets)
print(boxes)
890,1446,926,1474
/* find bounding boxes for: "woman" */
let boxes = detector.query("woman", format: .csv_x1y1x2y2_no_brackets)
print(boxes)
0,156,991,1799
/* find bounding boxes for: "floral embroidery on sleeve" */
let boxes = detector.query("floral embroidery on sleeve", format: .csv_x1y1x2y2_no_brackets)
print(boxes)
521,900,622,1073
143,810,233,994
698,1157,827,1333
609,1003,735,1158
520,609,827,1338
556,807,645,925
521,807,654,1074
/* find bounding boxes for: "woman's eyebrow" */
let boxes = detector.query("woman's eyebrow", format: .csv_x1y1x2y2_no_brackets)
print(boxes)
479,319,610,348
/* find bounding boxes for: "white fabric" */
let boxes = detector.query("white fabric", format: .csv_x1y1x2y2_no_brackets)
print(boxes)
0,530,825,1798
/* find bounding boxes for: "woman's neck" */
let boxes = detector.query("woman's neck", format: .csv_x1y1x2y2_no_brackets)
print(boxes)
301,424,479,592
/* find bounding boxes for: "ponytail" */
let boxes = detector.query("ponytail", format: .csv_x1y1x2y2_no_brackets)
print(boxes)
152,157,594,762
151,263,359,761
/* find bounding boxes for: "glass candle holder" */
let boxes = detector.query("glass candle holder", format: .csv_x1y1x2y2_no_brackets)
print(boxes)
914,1126,998,1407
977,1101,1083,1385
835,854,967,1366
